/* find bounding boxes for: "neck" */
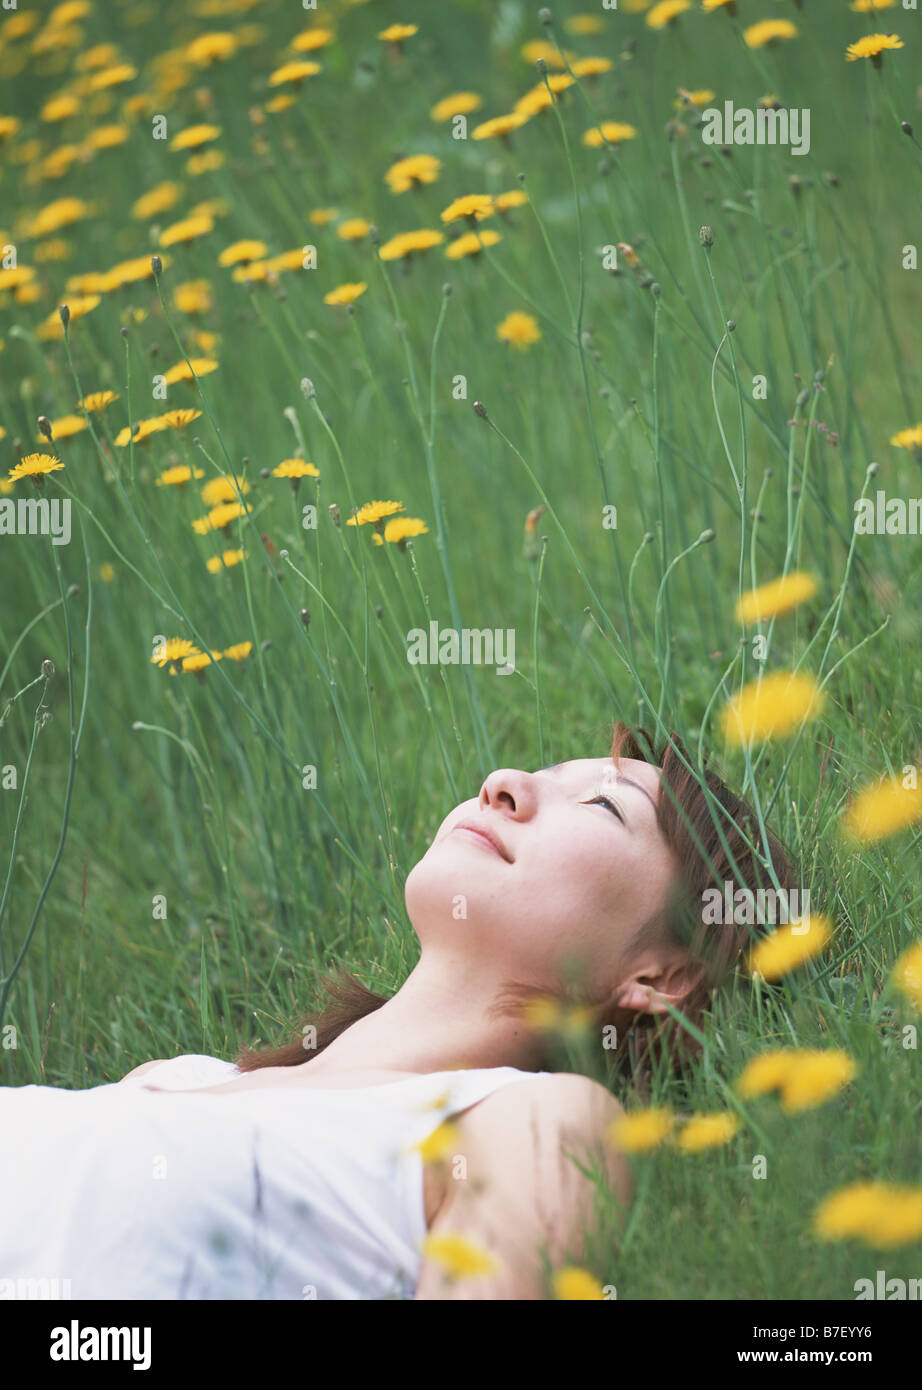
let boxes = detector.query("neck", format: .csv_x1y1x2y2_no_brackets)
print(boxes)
301,952,548,1077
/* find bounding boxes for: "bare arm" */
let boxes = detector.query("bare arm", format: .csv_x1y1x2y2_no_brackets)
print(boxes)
414,1072,632,1300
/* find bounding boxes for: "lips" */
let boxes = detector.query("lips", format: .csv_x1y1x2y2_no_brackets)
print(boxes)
451,821,512,862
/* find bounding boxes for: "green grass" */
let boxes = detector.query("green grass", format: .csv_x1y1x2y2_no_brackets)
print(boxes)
1,0,920,1298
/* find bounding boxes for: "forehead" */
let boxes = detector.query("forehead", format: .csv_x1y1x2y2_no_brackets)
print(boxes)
537,756,664,803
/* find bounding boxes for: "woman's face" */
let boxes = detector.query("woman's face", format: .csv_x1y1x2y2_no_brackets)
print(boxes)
404,755,680,994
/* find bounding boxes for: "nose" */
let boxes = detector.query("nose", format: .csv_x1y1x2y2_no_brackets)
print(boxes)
478,768,539,820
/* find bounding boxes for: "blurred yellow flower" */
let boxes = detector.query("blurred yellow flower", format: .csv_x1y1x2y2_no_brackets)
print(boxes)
720,670,824,745
891,942,922,1013
385,153,441,193
813,1182,922,1247
646,0,691,29
745,20,798,48
413,1121,460,1163
676,1113,740,1152
607,1107,674,1153
445,229,501,259
845,33,903,64
497,311,541,350
735,572,818,624
841,773,922,843
323,281,367,306
421,1233,498,1278
552,1268,606,1299
431,92,482,122
582,121,637,147
748,915,831,981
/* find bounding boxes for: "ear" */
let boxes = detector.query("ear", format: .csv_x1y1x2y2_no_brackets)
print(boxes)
614,955,706,1017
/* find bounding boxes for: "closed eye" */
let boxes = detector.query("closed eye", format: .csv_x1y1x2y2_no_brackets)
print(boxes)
586,794,624,823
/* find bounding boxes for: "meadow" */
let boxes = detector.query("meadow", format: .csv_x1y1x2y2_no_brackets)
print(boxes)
1,0,921,1299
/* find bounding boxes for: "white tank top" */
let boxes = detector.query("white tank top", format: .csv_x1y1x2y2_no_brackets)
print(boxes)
0,1053,549,1300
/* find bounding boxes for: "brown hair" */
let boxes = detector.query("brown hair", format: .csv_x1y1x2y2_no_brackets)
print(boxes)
235,721,794,1090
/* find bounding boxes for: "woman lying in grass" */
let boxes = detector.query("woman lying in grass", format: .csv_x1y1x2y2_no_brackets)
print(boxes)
1,721,789,1300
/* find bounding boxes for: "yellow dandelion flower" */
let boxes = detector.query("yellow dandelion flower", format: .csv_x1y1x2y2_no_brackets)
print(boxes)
850,0,895,9
748,915,832,982
151,638,198,667
41,93,80,123
79,390,118,412
889,424,922,450
131,182,183,221
720,670,824,745
192,501,247,534
431,92,482,122
0,266,37,291
891,942,922,1013
552,1268,606,1300
271,459,320,480
156,465,206,488
521,40,568,69
570,58,613,79
169,123,221,151
703,0,735,10
336,218,372,241
497,311,541,350
223,641,253,661
206,548,246,573
735,572,818,624
159,214,214,248
841,772,922,844
582,121,638,147
445,229,501,260
186,32,238,66
676,1113,740,1152
675,88,716,109
309,208,339,225
178,649,223,674
292,28,335,53
28,196,90,237
0,116,21,143
323,281,367,306
378,228,444,260
744,20,798,49
347,499,405,527
265,94,295,113
378,24,418,42
735,1049,800,1099
607,1107,674,1153
263,249,306,273
268,60,321,87
385,153,441,194
218,240,267,267
158,409,203,431
646,0,691,29
378,517,429,545
162,357,218,385
87,63,137,92
441,194,494,224
413,1121,460,1163
186,150,224,175
76,43,121,72
846,32,903,64
421,1233,498,1279
45,413,87,440
114,419,162,447
173,280,213,314
813,1182,922,1248
8,453,64,483
201,474,250,507
472,113,528,141
494,190,529,212
566,15,605,35
232,261,270,284
36,294,100,340
779,1051,857,1114
84,124,129,151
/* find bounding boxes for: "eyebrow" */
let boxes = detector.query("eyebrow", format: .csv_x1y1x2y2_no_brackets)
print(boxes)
537,762,659,818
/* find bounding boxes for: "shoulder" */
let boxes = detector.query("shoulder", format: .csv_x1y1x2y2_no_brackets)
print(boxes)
417,1073,631,1299
118,1059,170,1082
461,1070,627,1164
